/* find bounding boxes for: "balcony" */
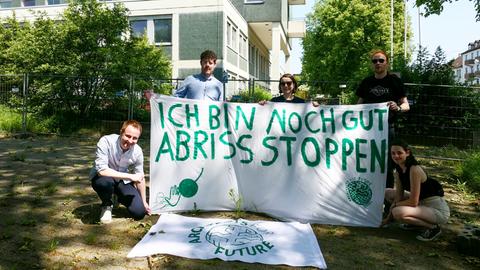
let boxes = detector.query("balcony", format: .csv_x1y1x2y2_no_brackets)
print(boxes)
465,72,476,79
288,19,305,38
464,59,475,65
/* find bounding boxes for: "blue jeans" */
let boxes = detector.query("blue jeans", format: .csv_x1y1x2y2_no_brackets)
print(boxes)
91,175,146,220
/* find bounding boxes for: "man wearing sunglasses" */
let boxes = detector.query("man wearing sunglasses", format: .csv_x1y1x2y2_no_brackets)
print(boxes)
356,49,410,188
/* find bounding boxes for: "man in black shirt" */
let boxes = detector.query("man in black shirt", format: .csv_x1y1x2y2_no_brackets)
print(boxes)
356,49,410,188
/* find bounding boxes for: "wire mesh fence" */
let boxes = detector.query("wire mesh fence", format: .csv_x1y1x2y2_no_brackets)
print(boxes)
1,74,479,148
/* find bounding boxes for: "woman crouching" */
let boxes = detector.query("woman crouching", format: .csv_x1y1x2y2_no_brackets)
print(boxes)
382,139,450,241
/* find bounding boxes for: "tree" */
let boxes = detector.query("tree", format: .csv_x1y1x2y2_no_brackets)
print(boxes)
415,0,480,21
0,0,171,126
396,46,480,147
302,0,412,97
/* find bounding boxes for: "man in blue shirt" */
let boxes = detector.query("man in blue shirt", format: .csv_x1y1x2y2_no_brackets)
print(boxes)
174,50,224,101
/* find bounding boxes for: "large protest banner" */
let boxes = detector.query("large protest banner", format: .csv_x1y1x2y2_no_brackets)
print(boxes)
149,95,389,227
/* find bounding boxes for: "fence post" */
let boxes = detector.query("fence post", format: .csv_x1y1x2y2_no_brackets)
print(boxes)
128,75,134,120
22,73,28,136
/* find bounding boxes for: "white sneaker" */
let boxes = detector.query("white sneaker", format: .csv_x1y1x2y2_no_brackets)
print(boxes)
100,206,113,224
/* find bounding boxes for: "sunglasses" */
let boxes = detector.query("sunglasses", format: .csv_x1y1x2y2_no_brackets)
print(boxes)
371,58,386,64
280,81,293,86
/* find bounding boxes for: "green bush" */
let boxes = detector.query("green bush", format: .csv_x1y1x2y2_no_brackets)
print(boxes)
457,152,480,193
235,87,272,103
0,105,54,134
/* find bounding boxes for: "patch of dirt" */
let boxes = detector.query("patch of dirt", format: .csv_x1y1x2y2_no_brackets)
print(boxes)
0,136,479,269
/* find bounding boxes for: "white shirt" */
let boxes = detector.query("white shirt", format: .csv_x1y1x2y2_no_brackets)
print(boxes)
89,134,144,184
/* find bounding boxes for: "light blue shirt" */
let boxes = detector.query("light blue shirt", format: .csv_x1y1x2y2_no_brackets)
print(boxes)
89,134,144,184
174,73,224,101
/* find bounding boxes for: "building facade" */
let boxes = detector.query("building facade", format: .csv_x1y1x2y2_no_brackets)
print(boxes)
453,39,480,85
0,0,306,98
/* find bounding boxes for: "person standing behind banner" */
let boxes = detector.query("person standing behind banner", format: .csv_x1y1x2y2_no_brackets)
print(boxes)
90,120,151,224
382,139,450,241
356,49,410,188
260,73,305,105
174,50,224,101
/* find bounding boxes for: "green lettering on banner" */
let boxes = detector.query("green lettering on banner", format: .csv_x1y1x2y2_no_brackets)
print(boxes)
301,137,320,167
158,102,165,128
223,103,229,129
220,131,235,159
305,111,320,133
374,108,388,131
255,244,267,254
288,112,302,133
235,106,256,131
359,110,373,130
210,133,215,160
261,136,278,166
186,104,199,128
155,132,174,161
325,138,338,169
214,246,225,254
355,138,367,172
193,130,208,159
371,139,386,173
236,134,253,164
320,108,335,133
342,138,354,170
262,241,274,249
175,130,190,161
209,104,221,130
342,110,357,130
168,103,183,128
280,136,296,166
266,109,286,134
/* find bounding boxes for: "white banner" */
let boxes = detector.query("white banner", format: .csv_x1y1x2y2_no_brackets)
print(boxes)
127,213,327,269
149,95,389,227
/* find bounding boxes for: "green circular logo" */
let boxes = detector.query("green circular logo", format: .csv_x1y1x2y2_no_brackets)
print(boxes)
178,178,198,198
346,178,372,206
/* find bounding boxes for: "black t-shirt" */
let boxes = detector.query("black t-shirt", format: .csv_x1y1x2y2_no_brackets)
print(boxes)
397,165,445,200
356,74,406,124
270,95,305,103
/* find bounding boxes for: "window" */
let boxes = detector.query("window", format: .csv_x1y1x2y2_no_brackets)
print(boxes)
23,0,35,7
48,0,64,5
130,20,147,38
154,19,172,44
227,22,232,47
232,27,237,51
0,0,12,8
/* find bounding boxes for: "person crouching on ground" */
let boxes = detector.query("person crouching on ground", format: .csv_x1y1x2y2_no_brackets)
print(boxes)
382,139,450,241
90,120,151,224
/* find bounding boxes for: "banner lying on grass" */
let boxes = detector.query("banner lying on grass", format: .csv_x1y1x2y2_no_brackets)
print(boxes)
127,213,327,269
149,95,389,227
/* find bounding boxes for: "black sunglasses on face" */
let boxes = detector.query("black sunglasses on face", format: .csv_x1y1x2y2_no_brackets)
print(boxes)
280,81,293,86
371,58,386,64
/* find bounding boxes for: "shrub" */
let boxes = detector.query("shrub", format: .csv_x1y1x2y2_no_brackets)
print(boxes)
235,86,272,103
457,152,480,193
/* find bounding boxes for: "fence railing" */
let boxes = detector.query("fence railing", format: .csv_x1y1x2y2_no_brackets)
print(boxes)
1,74,479,148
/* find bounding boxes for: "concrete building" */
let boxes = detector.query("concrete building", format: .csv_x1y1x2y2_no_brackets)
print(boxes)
453,39,480,85
0,0,306,98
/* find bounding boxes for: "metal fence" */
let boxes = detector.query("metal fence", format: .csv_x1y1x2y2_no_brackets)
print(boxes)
1,74,479,148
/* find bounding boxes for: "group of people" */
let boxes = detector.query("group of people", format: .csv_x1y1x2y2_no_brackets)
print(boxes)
89,49,449,242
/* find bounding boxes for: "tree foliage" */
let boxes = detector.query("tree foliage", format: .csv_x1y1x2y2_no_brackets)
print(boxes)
397,47,480,147
302,0,412,96
0,0,171,128
415,0,480,21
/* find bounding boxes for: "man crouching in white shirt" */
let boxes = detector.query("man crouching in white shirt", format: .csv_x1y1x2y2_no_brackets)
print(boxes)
90,120,151,224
